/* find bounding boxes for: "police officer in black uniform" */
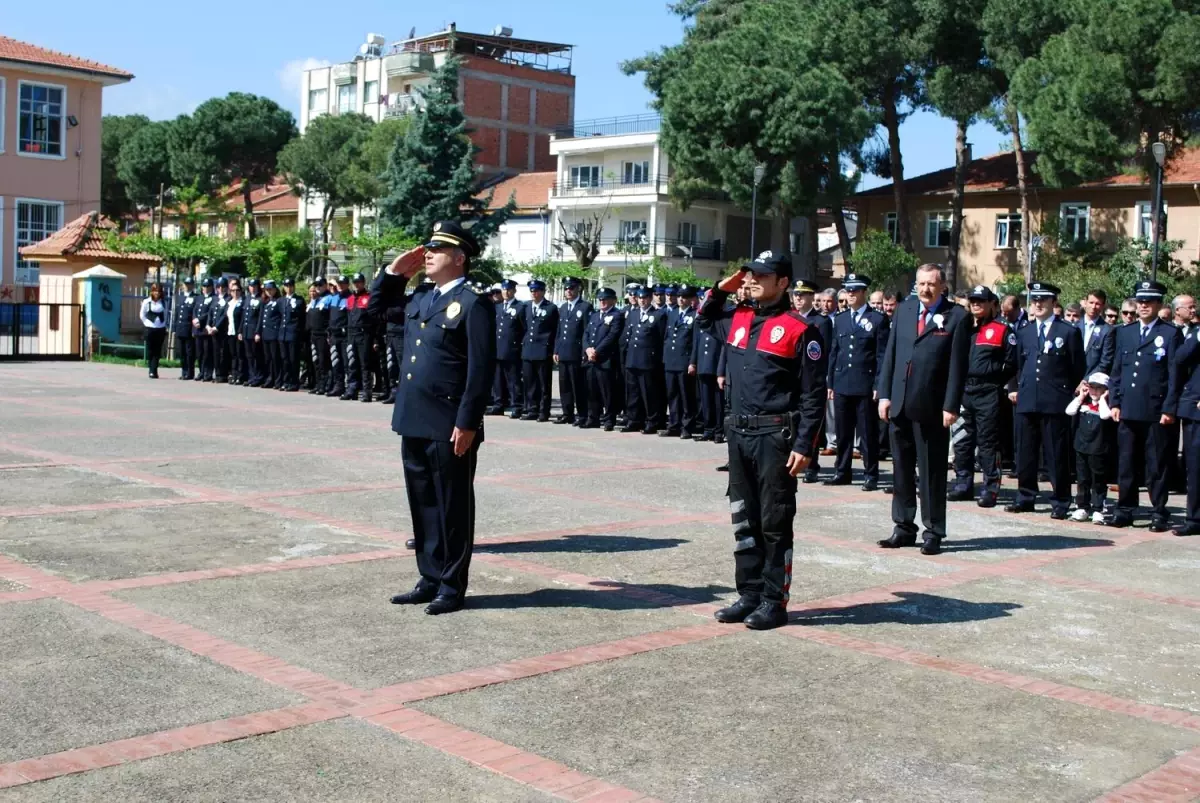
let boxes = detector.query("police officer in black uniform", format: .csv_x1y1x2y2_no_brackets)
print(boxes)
279,277,306,392
344,273,372,401
699,252,826,630
326,276,351,398
1108,279,1184,530
173,276,197,380
949,285,1017,507
662,285,699,437
825,273,890,491
193,277,216,381
791,281,832,483
1172,325,1200,536
306,277,331,394
382,278,406,406
521,279,558,421
584,287,625,430
554,277,592,425
259,280,283,389
622,286,668,433
1005,281,1086,519
489,279,525,418
692,288,726,442
208,277,232,382
370,221,495,615
241,278,265,387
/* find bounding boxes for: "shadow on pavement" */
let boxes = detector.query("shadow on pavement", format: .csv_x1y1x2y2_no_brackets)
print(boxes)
467,582,733,611
794,591,1021,626
942,534,1114,553
477,535,688,554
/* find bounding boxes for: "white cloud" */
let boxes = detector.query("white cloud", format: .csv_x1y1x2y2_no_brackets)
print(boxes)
103,82,199,121
277,57,331,100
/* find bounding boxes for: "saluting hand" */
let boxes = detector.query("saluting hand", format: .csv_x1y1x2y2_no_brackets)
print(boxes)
786,451,811,477
388,246,426,278
451,427,476,457
717,269,748,294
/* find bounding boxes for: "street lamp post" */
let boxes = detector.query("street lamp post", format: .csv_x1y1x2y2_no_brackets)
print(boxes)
1150,142,1166,282
750,164,766,258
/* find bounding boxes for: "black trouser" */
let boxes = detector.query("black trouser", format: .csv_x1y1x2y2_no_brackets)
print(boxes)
890,413,951,540
144,328,166,375
263,339,281,387
175,335,195,378
1116,419,1172,521
1075,451,1108,514
522,359,553,418
300,333,315,389
234,336,250,383
727,427,796,605
370,334,387,392
402,435,478,599
281,338,301,388
329,335,347,393
586,362,618,425
227,333,242,382
346,331,369,395
614,353,626,415
558,359,587,421
387,333,403,390
196,334,213,379
212,332,230,380
1182,419,1200,530
309,331,330,392
834,393,879,481
491,363,509,409
653,367,669,422
243,338,263,385
697,375,723,437
663,370,697,433
626,367,663,430
1015,412,1072,513
952,384,1004,495
495,360,523,413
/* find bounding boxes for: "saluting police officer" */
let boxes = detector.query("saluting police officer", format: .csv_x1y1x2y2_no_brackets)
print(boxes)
1172,325,1200,536
584,287,625,430
949,286,1017,507
554,277,592,425
370,221,495,615
490,279,526,418
663,285,700,438
826,272,890,491
173,277,197,380
521,280,558,422
1108,279,1184,531
1006,281,1086,519
279,277,306,392
698,252,826,630
791,282,832,483
193,278,216,381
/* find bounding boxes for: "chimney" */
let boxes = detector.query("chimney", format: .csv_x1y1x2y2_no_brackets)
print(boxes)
964,142,973,164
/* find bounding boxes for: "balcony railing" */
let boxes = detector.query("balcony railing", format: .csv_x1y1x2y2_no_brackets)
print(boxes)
555,238,724,262
553,114,662,139
552,174,669,198
382,94,423,118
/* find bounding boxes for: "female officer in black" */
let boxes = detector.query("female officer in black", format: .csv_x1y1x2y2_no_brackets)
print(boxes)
259,280,283,389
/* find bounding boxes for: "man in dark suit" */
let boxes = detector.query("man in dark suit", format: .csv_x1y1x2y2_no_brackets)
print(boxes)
792,282,832,484
825,272,890,491
553,277,592,425
490,279,525,418
1078,288,1116,380
1005,282,1086,519
584,287,625,430
369,220,495,615
662,285,700,437
1108,280,1184,531
876,264,972,555
521,280,558,422
621,287,668,434
1172,326,1200,536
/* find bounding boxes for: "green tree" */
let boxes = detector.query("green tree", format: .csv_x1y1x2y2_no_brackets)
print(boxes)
340,227,420,275
101,114,150,221
379,57,515,242
116,120,174,210
361,117,411,199
848,230,920,294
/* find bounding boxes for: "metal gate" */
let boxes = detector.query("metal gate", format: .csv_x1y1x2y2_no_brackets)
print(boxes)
0,303,86,361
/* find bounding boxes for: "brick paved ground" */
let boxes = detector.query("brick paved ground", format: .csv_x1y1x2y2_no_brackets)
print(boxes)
1,362,1198,802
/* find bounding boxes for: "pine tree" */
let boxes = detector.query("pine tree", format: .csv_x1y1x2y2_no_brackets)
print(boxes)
378,57,514,243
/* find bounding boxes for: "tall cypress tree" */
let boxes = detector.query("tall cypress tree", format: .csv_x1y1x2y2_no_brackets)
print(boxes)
378,57,514,242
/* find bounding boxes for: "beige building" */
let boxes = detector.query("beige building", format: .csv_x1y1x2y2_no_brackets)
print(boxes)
0,36,132,301
851,149,1200,288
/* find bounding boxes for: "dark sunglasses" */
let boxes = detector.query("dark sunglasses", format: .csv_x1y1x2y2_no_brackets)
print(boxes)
1121,310,1135,316
1104,313,1118,320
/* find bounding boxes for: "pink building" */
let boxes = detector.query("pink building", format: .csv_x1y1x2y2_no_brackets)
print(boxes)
0,36,132,301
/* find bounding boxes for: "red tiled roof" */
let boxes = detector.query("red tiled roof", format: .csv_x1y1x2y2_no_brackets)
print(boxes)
19,212,159,263
479,171,554,211
225,182,299,215
0,35,132,80
855,148,1200,198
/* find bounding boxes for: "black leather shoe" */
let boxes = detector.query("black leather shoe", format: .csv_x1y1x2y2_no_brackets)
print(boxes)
861,479,878,492
714,595,760,623
485,407,504,416
537,416,551,423
695,433,715,442
360,393,373,403
578,422,598,429
715,463,729,472
405,538,416,549
977,493,997,508
1171,526,1199,537
1106,515,1133,528
744,602,788,630
1004,503,1035,513
553,416,573,425
619,424,641,433
714,434,726,444
390,585,436,605
1148,519,1172,533
1049,509,1068,521
802,471,819,484
658,429,680,438
381,394,395,405
947,489,974,502
326,388,343,397
822,476,851,486
641,428,658,435
425,595,464,615
680,430,693,439
878,532,917,549
920,537,942,555
603,424,614,432
340,393,355,401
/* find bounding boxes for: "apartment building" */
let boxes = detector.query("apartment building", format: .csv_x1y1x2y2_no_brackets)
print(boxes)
0,36,132,300
852,149,1200,287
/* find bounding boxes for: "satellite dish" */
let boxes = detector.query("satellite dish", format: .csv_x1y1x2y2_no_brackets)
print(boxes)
408,26,417,39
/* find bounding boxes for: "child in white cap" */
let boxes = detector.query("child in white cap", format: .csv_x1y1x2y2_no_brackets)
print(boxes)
1066,372,1114,523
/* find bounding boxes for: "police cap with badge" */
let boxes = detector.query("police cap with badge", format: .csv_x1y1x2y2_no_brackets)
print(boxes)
745,250,793,280
500,279,517,290
182,276,196,287
528,279,547,292
635,285,652,298
968,284,998,303
792,280,818,296
564,277,582,289
841,273,871,290
1133,279,1167,302
678,284,698,298
1027,281,1061,299
424,220,480,260
596,287,617,301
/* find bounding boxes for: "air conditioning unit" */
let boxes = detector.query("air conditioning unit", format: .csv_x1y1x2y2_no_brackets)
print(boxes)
491,25,513,37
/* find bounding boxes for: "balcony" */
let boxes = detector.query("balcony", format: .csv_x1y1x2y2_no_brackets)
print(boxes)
383,51,435,76
552,174,669,199
553,114,661,140
382,94,423,118
557,237,724,262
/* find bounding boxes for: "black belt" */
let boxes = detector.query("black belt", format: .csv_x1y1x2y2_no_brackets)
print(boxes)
730,413,790,432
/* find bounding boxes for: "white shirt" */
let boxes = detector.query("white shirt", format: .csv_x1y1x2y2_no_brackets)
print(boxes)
140,298,167,329
434,276,466,295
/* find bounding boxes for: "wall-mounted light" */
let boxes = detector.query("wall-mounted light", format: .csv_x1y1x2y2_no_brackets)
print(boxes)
67,115,79,128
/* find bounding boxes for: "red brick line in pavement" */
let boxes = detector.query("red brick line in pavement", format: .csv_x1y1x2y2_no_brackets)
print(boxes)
1090,746,1200,803
1020,572,1200,611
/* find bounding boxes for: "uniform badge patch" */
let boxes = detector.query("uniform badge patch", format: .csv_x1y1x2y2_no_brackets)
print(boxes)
576,309,583,318
862,320,873,332
732,326,747,348
769,325,786,344
1007,333,1017,346
507,307,517,317
1054,336,1063,348
604,315,613,324
806,340,822,361
446,301,462,320
1154,335,1164,347
985,328,994,340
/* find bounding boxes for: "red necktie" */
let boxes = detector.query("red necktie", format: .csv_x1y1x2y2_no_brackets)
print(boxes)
917,308,926,336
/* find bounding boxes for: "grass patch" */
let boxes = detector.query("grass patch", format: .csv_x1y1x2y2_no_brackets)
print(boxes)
91,353,181,369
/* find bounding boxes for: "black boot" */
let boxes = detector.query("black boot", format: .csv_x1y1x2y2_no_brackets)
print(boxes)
714,595,760,623
744,602,788,630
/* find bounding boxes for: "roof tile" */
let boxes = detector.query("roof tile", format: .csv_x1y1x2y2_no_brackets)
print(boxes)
20,212,159,263
0,35,132,79
479,172,554,211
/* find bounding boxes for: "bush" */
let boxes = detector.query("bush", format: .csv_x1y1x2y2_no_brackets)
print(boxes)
1034,237,1197,304
850,230,920,294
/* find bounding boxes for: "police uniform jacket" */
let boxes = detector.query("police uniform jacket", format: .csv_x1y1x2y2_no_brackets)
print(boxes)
369,273,496,442
625,305,668,371
697,289,826,457
692,320,724,376
555,298,593,361
495,298,525,361
280,294,306,342
1109,318,1184,421
966,318,1017,387
173,291,196,337
241,294,263,337
1173,328,1200,421
209,294,231,332
193,293,215,334
346,291,370,333
1011,317,1086,415
259,297,283,341
584,307,625,368
877,295,972,423
522,299,558,361
307,293,331,334
663,306,698,372
827,305,890,396
1077,316,1116,376
328,292,350,336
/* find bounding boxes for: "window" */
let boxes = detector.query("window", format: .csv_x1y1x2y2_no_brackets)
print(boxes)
517,230,539,250
925,211,952,248
623,160,650,185
15,200,63,286
995,213,1022,249
677,221,698,245
1136,201,1167,239
569,165,601,188
1060,203,1090,242
18,82,65,157
336,83,357,114
568,221,594,240
884,212,898,243
363,81,379,105
620,220,648,240
308,88,328,114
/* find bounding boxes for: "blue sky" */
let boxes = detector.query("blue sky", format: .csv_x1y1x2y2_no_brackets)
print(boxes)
9,0,1006,190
